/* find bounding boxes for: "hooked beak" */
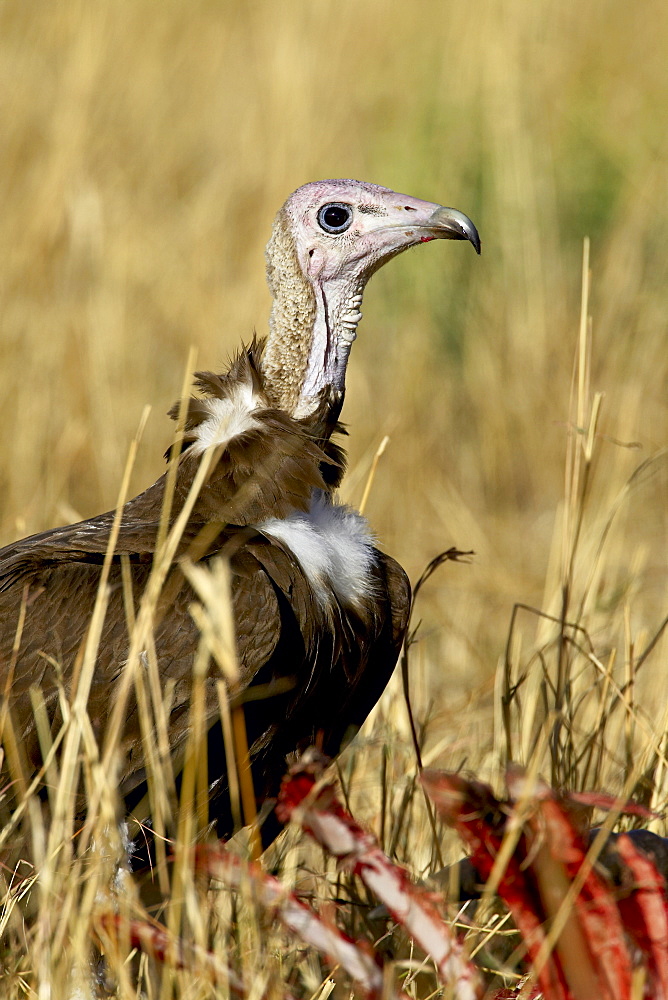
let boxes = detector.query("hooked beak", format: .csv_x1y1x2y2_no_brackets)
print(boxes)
334,195,481,281
424,206,481,254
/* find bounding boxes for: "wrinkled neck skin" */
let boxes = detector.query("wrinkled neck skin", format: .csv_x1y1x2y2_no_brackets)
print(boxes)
260,212,365,420
263,274,364,420
294,276,363,419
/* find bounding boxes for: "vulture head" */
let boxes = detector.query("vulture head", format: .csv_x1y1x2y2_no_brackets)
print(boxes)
261,179,480,418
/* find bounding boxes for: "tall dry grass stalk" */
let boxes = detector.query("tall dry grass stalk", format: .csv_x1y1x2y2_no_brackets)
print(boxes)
0,1,666,996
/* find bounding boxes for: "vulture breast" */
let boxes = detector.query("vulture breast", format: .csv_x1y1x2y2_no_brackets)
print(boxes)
259,491,378,609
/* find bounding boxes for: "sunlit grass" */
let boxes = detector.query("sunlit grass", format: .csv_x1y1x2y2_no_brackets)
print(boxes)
0,0,666,996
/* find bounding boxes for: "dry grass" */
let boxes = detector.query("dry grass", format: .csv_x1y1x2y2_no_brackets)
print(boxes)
0,1,667,996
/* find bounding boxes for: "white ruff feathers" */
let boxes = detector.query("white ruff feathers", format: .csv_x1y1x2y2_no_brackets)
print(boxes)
183,379,377,608
260,492,377,608
189,383,261,454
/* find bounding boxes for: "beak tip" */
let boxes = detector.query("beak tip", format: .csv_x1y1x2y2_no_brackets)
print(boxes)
458,219,481,256
430,206,481,255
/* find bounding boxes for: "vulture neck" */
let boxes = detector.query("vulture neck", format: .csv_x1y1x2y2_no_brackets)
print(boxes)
261,212,364,420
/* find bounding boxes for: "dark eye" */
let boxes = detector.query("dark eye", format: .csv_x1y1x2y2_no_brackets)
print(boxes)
317,202,353,234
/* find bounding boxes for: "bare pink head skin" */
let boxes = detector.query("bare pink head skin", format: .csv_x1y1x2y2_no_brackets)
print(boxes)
260,179,480,418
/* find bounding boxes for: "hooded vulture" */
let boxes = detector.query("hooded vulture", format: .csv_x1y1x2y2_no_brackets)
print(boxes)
0,179,479,852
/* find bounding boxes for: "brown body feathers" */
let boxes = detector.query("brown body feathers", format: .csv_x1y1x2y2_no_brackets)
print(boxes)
0,342,409,846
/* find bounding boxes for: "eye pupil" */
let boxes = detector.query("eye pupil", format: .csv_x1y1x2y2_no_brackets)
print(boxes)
323,206,347,228
317,202,352,233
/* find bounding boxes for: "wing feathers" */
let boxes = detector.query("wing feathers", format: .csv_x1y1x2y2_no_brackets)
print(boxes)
0,351,340,591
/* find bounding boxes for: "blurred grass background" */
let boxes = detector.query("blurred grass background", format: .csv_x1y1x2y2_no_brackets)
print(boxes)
1,0,666,779
1,1,668,995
